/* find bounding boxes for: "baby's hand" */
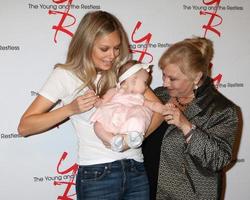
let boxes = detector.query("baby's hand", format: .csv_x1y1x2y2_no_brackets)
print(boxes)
94,98,102,108
161,103,175,115
165,102,175,108
156,102,174,115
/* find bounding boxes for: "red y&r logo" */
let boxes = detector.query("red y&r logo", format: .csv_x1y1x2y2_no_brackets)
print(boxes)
200,0,223,86
200,0,223,38
130,21,154,63
54,152,78,200
48,0,76,43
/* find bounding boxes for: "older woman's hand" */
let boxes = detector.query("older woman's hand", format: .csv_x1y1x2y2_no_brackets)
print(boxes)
162,104,192,135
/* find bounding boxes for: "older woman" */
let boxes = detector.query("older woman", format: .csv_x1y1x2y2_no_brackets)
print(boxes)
153,37,239,199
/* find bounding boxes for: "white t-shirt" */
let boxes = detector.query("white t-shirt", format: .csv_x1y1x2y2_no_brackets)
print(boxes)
39,67,143,165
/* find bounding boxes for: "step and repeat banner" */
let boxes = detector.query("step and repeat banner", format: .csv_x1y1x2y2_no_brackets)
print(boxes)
1,0,249,199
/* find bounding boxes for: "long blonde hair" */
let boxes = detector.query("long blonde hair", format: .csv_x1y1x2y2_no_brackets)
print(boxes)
56,10,131,97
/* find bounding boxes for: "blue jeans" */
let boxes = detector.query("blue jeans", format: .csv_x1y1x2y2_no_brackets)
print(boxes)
76,159,149,200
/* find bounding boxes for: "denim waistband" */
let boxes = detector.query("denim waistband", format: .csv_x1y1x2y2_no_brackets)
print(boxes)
78,159,141,170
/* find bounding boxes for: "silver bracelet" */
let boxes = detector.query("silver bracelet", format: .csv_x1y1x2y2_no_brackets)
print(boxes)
184,124,196,140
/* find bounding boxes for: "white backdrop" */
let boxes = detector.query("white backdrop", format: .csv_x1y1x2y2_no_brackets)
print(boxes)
0,0,249,199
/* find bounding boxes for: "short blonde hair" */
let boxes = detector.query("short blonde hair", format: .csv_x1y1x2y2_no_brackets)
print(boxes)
159,37,213,80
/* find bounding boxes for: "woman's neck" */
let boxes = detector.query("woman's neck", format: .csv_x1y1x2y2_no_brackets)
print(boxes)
172,94,195,110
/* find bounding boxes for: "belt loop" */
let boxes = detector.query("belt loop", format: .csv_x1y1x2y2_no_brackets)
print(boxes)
130,159,134,167
107,162,112,170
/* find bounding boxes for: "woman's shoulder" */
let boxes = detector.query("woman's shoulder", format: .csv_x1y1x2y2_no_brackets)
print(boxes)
199,86,240,122
52,67,82,84
52,67,74,77
214,90,239,114
198,78,239,111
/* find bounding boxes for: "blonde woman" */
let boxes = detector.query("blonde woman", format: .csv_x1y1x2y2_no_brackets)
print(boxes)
18,11,162,200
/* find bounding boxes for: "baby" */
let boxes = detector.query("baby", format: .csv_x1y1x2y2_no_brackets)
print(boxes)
90,60,165,152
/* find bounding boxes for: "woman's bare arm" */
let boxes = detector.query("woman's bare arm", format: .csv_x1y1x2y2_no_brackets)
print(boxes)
18,92,98,137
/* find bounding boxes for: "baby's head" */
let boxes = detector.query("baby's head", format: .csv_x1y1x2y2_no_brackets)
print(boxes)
118,60,152,94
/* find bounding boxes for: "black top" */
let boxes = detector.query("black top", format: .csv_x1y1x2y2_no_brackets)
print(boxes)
142,120,168,200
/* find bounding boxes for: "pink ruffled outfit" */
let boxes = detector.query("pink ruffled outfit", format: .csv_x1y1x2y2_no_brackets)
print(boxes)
90,89,153,135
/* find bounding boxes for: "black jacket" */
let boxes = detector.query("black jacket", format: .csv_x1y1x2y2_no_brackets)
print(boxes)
155,77,239,200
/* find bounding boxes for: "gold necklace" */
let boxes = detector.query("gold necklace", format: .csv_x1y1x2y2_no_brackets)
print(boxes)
175,97,193,109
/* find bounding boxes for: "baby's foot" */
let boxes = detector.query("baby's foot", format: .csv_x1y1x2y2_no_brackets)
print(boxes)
126,131,143,148
110,135,124,152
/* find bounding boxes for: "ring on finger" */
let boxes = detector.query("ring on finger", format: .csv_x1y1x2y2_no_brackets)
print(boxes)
168,114,173,120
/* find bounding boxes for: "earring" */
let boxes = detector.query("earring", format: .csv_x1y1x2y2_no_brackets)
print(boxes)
193,84,198,97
